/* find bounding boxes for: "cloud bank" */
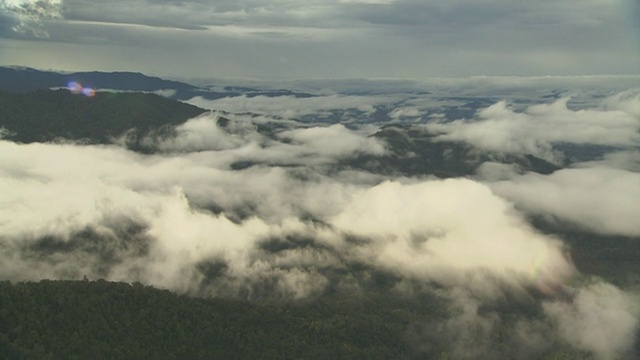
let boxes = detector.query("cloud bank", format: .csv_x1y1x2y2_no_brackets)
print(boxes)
427,91,640,162
1,87,639,357
0,138,571,294
490,166,640,237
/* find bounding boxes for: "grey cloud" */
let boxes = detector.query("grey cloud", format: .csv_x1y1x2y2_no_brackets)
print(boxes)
0,0,62,38
25,0,634,46
61,0,209,30
2,0,638,78
349,0,629,42
60,0,343,30
350,0,522,27
0,11,20,37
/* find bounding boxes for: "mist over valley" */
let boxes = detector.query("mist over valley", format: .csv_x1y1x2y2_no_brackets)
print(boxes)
0,67,638,359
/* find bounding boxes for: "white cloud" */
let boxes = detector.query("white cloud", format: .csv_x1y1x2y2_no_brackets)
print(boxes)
427,92,640,161
0,134,577,298
490,166,640,237
603,88,640,118
144,112,262,152
139,113,387,170
277,124,386,158
330,179,574,291
581,150,640,172
544,281,640,359
0,139,343,298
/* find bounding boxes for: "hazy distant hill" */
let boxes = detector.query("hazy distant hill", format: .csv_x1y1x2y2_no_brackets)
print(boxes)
0,67,317,100
0,90,207,146
0,67,199,94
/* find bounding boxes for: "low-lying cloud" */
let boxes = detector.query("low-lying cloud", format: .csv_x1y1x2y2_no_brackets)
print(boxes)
544,281,640,360
427,90,640,162
490,166,640,237
186,94,385,120
1,87,639,357
0,135,575,303
331,179,573,293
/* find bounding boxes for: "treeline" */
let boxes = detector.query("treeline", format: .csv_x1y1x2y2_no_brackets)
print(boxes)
0,90,206,147
0,67,198,94
0,279,600,359
0,280,433,359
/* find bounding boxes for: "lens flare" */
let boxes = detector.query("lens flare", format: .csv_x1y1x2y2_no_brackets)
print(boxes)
67,81,82,94
66,81,96,97
82,87,96,97
528,248,575,298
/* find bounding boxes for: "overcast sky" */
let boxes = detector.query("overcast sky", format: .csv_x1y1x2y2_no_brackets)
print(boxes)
1,0,639,80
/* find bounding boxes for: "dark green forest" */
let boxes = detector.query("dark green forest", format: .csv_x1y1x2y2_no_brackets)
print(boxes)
0,280,436,359
0,90,206,147
0,280,599,360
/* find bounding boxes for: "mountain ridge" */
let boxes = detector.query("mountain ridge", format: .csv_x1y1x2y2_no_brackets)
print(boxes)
0,89,207,148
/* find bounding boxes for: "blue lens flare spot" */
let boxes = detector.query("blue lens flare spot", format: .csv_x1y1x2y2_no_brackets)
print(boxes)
67,81,83,94
67,81,97,97
82,87,96,97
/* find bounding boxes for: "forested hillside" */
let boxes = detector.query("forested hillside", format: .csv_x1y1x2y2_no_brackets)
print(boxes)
0,67,198,94
0,90,206,146
0,280,596,360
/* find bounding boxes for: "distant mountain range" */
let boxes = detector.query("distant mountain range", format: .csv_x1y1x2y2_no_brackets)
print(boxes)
0,66,198,94
0,66,316,100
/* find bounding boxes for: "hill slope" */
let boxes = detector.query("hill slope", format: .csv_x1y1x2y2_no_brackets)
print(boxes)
0,280,439,360
0,90,207,146
0,279,599,360
0,67,198,94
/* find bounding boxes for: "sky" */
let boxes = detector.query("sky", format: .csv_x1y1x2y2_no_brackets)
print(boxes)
1,0,639,79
